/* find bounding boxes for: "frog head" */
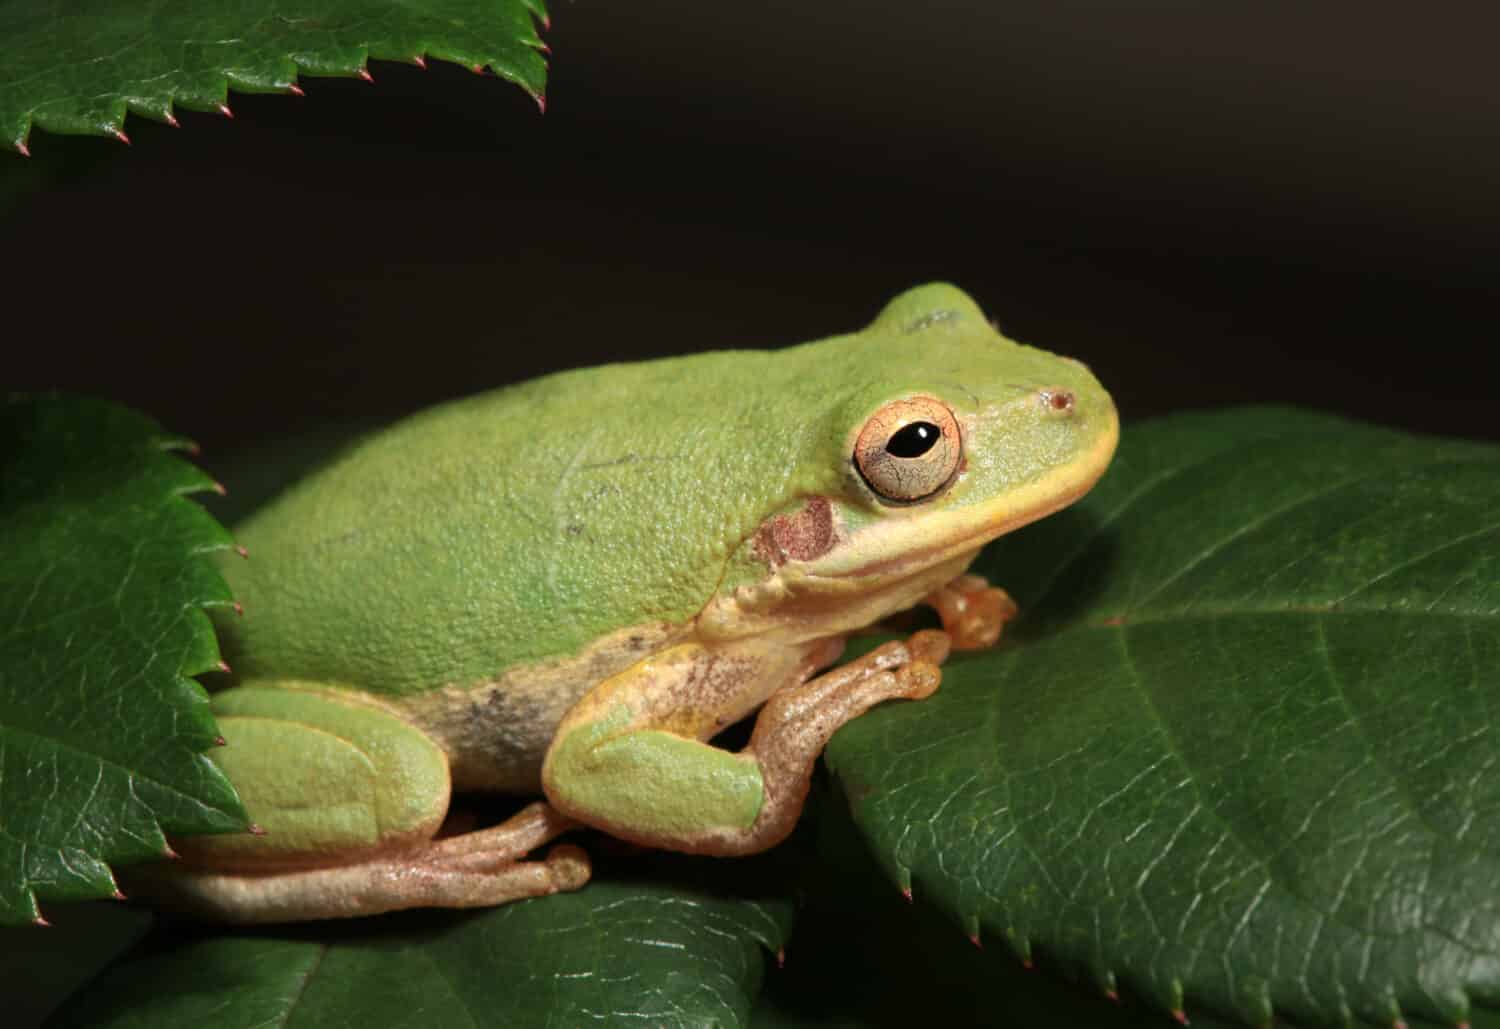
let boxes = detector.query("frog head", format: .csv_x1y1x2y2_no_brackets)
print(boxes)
700,283,1118,643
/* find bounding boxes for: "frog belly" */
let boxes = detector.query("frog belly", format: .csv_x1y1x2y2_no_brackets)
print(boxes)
395,621,687,793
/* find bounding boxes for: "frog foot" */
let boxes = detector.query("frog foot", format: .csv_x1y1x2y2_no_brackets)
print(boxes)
743,629,949,850
139,801,589,923
925,573,1018,650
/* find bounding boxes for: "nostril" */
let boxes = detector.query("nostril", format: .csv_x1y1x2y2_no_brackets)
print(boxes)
1040,389,1075,414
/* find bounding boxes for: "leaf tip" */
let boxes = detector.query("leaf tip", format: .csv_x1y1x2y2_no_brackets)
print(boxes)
112,128,131,146
165,111,180,129
236,544,249,559
32,913,52,928
288,83,305,97
15,140,30,158
218,103,234,120
217,659,232,674
212,480,228,496
358,68,374,84
1007,927,1034,968
535,93,548,115
775,946,785,969
413,55,428,70
1172,1009,1189,1026
964,913,981,948
248,823,267,836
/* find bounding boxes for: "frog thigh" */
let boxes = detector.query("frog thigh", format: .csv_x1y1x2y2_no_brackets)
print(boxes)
175,685,451,869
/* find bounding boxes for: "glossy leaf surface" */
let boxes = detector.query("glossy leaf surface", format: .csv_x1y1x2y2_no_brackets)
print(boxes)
828,408,1500,1027
0,394,245,925
52,874,791,1029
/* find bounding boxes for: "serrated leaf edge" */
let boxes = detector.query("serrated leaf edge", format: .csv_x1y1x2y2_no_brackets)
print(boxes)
9,5,552,155
9,430,250,925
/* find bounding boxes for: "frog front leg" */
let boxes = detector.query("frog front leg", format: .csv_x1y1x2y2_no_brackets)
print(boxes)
133,686,588,923
541,629,949,855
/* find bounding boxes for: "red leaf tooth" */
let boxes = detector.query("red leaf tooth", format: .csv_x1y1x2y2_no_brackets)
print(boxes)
413,55,427,69
288,83,305,97
16,141,30,157
218,103,234,119
358,68,373,83
112,128,130,145
165,112,180,128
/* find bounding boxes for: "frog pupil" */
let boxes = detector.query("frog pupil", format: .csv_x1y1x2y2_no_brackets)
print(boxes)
886,422,940,458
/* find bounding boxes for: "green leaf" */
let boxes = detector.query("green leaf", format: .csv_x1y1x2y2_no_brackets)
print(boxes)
0,0,549,154
0,394,246,926
826,408,1500,1028
755,778,1206,1029
51,875,791,1029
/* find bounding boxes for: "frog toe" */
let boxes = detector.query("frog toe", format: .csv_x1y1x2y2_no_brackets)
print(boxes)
926,574,1018,650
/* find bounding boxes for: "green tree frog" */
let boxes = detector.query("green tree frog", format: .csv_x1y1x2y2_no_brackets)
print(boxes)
154,283,1117,922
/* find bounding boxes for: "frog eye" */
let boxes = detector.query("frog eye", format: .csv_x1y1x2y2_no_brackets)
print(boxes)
853,397,962,503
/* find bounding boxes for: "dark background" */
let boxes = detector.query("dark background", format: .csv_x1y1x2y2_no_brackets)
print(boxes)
8,2,1498,455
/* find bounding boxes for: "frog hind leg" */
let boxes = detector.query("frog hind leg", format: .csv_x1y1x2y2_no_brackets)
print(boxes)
148,802,589,923
541,629,949,857
132,686,588,923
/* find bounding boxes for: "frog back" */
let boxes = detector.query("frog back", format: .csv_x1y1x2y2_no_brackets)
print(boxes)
216,349,838,696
